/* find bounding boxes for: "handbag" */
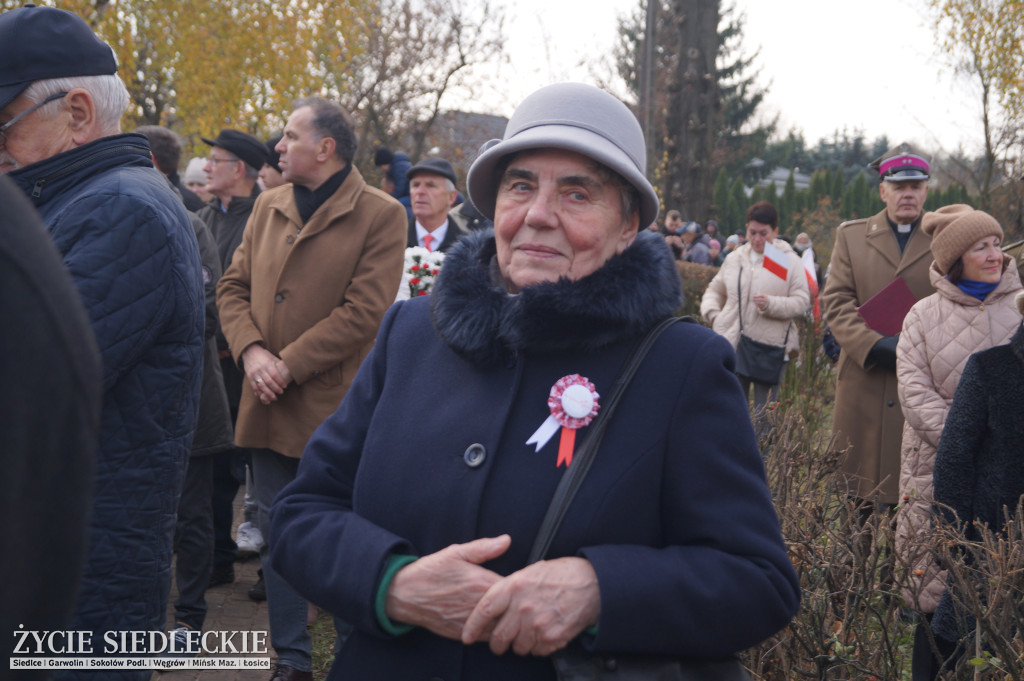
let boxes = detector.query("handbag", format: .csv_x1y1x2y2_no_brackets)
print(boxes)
528,317,750,681
733,268,789,385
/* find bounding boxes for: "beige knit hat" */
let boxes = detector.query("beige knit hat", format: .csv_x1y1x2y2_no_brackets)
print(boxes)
1016,290,1024,316
921,204,1003,275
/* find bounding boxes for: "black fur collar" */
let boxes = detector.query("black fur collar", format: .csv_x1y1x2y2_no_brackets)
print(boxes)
429,230,683,367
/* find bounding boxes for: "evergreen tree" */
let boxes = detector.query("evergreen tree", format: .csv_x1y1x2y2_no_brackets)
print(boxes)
809,169,829,206
728,177,747,234
827,166,841,204
616,1,769,220
780,170,798,228
712,168,730,220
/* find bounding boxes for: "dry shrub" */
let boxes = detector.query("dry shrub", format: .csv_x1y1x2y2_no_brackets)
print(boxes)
737,321,1024,680
923,506,1024,680
742,406,911,680
739,320,915,680
677,260,718,319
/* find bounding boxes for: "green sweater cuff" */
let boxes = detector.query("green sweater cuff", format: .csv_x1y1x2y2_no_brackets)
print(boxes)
375,554,419,636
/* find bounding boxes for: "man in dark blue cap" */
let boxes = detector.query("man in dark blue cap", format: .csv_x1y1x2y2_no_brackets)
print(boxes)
0,4,204,676
406,156,469,253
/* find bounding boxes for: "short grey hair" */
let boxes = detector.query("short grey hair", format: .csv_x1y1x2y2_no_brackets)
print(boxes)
292,96,357,164
24,74,129,137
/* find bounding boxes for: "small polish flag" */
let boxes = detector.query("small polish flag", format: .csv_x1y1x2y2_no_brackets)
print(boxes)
802,248,820,322
762,241,789,281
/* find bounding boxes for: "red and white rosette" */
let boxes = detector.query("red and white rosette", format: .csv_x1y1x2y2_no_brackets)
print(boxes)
526,374,600,467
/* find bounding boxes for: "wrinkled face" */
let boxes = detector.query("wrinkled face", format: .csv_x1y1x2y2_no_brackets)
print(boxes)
0,93,72,173
203,147,241,196
960,235,1003,283
276,106,322,188
493,149,638,292
879,179,928,224
409,172,456,227
746,220,776,254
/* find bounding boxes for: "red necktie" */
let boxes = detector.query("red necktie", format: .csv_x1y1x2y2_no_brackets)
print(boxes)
423,234,434,252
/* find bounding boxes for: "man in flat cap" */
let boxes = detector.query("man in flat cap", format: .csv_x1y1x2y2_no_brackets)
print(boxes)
0,3,203,675
821,142,935,515
196,128,268,591
217,97,406,681
406,156,470,253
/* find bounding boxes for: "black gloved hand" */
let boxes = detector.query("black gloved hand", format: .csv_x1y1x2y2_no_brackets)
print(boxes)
868,335,899,372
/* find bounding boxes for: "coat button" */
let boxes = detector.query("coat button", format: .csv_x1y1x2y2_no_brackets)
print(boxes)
286,235,295,244
604,657,618,671
275,293,284,303
463,444,486,468
887,400,894,407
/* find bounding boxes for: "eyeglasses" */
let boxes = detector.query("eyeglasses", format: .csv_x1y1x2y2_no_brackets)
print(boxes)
0,91,68,148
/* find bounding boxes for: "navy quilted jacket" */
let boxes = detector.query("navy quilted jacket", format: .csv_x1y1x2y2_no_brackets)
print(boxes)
9,134,203,667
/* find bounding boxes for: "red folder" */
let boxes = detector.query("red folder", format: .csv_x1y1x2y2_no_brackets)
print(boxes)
856,276,918,336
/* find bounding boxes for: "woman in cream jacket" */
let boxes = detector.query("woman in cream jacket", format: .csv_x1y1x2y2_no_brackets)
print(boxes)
701,201,810,413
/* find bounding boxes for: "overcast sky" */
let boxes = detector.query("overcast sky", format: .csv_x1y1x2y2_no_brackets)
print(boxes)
473,0,984,157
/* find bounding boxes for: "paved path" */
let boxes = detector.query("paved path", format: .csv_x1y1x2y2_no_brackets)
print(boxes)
158,492,271,681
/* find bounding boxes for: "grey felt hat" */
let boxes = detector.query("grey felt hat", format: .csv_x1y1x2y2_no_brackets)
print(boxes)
467,82,659,227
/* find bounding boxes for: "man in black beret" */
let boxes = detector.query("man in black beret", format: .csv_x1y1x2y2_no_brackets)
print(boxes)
406,156,471,253
0,4,203,676
196,128,269,594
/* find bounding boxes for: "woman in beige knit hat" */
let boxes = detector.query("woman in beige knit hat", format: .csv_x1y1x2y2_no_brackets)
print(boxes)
894,204,1023,679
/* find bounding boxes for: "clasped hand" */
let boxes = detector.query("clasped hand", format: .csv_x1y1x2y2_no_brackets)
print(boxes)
241,344,292,404
385,535,600,657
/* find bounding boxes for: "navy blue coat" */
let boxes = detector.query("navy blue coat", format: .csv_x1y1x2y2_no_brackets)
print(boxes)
271,231,798,681
9,134,203,664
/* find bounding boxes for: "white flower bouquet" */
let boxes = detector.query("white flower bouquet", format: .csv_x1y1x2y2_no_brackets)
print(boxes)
395,246,445,301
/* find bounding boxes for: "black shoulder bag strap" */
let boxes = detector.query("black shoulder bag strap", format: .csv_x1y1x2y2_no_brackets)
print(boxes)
527,315,686,565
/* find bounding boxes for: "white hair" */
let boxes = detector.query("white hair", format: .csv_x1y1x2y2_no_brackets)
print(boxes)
24,74,130,136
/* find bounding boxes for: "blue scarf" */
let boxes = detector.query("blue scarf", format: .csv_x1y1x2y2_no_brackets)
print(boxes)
955,277,998,301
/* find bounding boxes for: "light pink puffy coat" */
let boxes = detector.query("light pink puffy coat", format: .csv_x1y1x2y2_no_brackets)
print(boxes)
700,240,810,357
895,256,1022,612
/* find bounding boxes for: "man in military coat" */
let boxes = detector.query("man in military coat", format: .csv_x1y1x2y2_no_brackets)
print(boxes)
821,143,935,509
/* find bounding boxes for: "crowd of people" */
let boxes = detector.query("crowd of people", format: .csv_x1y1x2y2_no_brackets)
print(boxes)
2,5,1022,681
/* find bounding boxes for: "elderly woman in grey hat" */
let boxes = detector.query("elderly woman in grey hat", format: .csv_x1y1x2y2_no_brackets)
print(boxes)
269,82,798,680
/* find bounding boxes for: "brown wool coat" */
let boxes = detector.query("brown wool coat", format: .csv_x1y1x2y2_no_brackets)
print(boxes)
821,208,934,504
216,167,406,458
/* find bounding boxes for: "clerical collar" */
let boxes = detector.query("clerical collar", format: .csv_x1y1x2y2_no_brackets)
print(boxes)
293,165,352,225
886,213,921,254
886,214,921,234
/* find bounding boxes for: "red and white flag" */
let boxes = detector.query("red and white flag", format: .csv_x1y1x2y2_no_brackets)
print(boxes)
762,241,789,281
802,247,821,322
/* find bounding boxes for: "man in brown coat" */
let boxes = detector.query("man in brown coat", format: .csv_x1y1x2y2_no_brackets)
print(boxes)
821,143,935,510
216,96,406,681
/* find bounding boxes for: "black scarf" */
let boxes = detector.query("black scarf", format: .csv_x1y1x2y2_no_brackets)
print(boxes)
429,230,683,368
293,165,351,225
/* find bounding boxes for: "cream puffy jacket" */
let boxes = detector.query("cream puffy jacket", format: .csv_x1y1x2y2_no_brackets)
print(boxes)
700,240,810,357
895,256,1022,612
